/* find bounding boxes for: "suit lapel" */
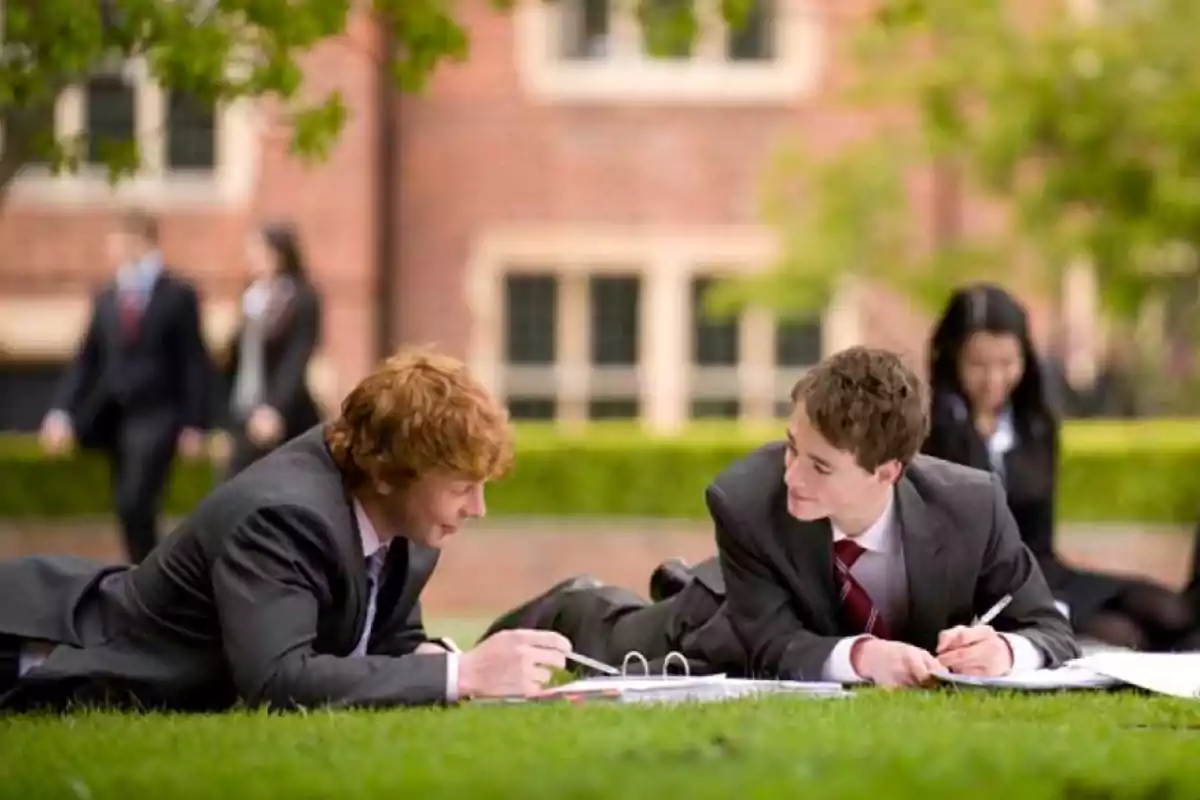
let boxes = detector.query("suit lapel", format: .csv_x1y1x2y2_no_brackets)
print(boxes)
897,476,949,651
773,498,839,634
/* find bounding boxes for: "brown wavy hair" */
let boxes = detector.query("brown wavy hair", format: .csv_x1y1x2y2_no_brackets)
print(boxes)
325,346,514,490
790,346,929,472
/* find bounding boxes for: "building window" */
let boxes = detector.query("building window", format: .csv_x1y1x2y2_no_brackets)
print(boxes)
774,315,822,417
560,0,611,60
503,273,559,420
165,89,217,170
515,0,824,104
1,54,255,208
690,276,740,419
727,0,774,61
589,274,641,419
83,73,137,165
639,0,698,60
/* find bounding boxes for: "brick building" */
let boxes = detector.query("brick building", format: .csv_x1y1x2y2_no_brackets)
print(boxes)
0,0,1095,433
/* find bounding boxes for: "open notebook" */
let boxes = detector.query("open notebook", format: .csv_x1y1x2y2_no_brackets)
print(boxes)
934,652,1200,698
483,650,854,705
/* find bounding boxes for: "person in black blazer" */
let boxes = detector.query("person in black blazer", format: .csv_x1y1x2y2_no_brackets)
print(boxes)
39,208,209,564
1,347,569,712
220,223,322,477
921,283,1197,651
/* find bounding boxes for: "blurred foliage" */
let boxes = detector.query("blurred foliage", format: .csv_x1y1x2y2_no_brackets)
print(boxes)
0,0,757,204
711,0,1200,333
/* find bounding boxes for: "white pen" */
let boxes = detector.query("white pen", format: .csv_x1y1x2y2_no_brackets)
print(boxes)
976,594,1013,626
565,650,622,676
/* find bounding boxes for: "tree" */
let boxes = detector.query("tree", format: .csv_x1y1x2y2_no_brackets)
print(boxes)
716,0,1200,352
0,0,760,209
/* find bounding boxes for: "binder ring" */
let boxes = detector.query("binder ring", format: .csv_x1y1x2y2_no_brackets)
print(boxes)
621,650,650,676
662,651,691,677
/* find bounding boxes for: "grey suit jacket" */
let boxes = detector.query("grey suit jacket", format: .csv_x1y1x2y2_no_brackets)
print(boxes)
0,426,449,712
707,443,1080,681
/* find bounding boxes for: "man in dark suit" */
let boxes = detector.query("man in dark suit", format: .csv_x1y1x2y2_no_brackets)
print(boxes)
1,347,569,712
39,208,210,563
484,346,1078,686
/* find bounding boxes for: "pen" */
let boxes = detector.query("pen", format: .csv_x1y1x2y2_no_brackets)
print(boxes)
565,651,622,676
976,594,1013,626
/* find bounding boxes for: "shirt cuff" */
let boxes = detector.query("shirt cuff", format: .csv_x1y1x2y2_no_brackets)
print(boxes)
821,635,871,683
445,650,461,702
999,633,1045,674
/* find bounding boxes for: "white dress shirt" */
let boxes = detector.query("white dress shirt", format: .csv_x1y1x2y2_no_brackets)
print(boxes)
351,502,459,701
20,504,462,703
821,491,1046,683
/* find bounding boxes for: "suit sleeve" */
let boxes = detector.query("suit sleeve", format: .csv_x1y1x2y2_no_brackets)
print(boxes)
51,292,104,416
210,505,452,709
372,598,432,657
974,474,1081,668
265,290,320,415
175,284,211,430
708,484,843,681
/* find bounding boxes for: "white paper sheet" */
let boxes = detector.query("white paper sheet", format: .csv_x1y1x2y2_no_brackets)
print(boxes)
932,665,1121,691
1072,652,1200,699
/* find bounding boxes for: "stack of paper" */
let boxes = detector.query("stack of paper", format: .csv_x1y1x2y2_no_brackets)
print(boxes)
932,664,1120,691
540,675,853,704
1072,652,1200,699
933,652,1200,698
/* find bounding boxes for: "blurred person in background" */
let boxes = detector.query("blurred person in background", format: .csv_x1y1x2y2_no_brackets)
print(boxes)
38,208,209,564
218,222,322,477
921,283,1198,651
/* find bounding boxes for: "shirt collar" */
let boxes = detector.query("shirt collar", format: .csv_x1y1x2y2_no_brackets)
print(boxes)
119,251,163,289
353,500,387,560
831,490,896,554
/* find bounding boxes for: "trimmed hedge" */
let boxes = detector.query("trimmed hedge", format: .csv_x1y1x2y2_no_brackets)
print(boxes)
2,420,1200,523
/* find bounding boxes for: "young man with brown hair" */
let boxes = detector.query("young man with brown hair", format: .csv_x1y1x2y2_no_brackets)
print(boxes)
712,345,1078,685
484,346,1078,686
1,347,570,711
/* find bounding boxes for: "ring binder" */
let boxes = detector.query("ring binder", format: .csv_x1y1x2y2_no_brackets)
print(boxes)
618,650,692,677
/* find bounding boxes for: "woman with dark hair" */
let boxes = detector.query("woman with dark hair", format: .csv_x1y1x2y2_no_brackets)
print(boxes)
922,283,1196,651
220,222,323,477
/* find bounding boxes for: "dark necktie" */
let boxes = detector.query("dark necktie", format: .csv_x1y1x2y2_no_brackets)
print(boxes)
119,288,142,339
833,538,891,639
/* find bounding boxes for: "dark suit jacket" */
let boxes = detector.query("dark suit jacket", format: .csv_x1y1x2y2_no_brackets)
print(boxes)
708,443,1080,681
921,395,1124,624
0,427,449,712
53,270,209,445
222,281,322,437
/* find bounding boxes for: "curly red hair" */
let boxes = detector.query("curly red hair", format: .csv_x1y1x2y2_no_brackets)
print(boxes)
325,346,514,490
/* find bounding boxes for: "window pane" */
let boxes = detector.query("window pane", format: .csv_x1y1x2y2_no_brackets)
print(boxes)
639,0,696,59
590,275,639,366
507,397,558,421
505,274,558,365
692,277,738,366
588,398,639,419
561,0,610,59
776,317,822,366
691,399,740,419
166,89,216,170
84,74,135,165
727,0,774,61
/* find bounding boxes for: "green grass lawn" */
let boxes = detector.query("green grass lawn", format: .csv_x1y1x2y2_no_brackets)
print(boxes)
1,692,1198,798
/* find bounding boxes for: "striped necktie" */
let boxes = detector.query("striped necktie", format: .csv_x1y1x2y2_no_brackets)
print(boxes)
351,549,387,657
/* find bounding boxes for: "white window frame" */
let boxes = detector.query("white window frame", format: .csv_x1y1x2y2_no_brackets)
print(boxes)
0,46,259,209
514,0,826,105
466,225,861,432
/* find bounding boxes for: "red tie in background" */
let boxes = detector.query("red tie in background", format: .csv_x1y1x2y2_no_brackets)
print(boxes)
119,289,142,339
833,538,892,639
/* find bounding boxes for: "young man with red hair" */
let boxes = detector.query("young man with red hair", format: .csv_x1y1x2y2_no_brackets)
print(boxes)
0,347,569,711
